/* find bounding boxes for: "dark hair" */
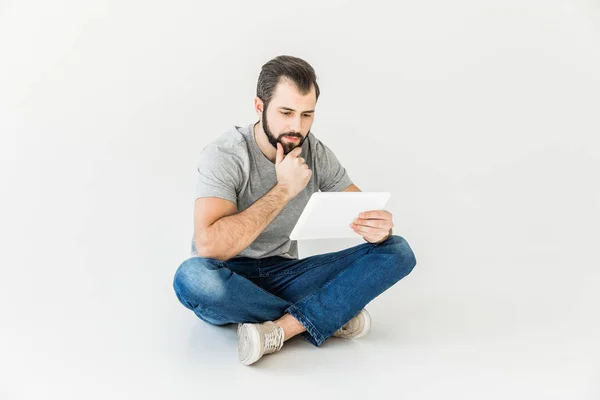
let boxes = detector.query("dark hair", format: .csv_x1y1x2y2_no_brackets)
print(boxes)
256,55,320,109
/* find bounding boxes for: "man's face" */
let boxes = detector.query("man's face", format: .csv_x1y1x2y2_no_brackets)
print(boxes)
261,78,316,155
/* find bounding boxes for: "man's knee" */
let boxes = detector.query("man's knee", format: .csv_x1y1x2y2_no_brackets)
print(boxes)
379,235,417,278
172,257,228,311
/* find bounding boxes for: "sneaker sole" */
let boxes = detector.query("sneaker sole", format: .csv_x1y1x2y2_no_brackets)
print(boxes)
353,309,371,338
237,323,261,365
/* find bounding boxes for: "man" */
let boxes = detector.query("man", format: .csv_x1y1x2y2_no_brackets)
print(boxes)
173,55,417,366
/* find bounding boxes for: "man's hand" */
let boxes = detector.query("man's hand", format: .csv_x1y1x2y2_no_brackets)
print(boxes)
350,209,394,244
275,143,312,200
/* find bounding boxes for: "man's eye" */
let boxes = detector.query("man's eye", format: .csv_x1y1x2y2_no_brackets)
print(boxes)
303,114,312,118
282,112,291,115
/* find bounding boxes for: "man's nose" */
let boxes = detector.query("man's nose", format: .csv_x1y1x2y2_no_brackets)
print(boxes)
289,116,302,132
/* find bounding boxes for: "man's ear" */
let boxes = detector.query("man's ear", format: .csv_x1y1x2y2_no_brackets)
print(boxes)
254,97,264,116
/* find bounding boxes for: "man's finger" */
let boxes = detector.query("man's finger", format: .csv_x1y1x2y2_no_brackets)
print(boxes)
353,224,386,236
351,224,384,242
353,218,388,229
275,143,283,165
359,210,391,219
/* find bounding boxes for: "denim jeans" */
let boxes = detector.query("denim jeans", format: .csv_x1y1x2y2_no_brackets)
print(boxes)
172,235,417,347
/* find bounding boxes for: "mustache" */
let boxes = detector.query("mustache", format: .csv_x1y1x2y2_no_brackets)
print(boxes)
280,133,302,139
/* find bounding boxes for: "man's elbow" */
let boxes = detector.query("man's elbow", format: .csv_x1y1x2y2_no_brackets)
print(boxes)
195,236,227,262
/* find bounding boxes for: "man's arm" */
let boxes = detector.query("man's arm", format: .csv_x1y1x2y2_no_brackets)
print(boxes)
342,183,361,192
342,183,393,243
196,183,292,261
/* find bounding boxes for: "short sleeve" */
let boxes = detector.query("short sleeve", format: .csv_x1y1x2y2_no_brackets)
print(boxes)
195,146,242,204
315,139,353,192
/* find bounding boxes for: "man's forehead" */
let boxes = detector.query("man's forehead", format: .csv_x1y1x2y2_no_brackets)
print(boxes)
271,80,316,109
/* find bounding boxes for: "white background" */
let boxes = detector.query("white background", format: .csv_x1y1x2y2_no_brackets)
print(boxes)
1,0,599,399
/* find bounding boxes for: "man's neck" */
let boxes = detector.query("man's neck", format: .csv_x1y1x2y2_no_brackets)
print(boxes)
254,121,277,163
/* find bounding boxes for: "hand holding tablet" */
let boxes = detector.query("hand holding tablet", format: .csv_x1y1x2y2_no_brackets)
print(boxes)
289,192,391,240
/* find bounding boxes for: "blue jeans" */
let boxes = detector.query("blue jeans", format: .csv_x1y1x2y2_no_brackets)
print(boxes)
172,235,417,347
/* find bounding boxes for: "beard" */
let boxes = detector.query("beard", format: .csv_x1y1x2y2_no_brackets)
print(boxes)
262,106,309,155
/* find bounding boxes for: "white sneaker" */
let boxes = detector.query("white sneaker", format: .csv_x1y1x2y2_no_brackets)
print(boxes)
237,321,285,365
332,309,371,339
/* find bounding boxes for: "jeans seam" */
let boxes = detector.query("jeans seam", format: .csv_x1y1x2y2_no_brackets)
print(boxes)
194,305,229,323
285,305,326,346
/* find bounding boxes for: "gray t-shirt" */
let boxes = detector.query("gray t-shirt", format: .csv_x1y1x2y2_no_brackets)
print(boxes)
191,122,353,260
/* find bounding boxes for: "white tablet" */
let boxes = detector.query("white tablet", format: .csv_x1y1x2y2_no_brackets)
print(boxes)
289,192,392,240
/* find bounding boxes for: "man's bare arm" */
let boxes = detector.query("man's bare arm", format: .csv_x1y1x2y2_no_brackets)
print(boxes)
342,183,361,192
196,183,292,261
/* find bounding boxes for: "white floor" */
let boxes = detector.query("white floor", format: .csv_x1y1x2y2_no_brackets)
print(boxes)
2,234,598,400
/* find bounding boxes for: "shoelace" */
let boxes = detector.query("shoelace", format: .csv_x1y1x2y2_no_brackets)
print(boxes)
263,324,284,353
